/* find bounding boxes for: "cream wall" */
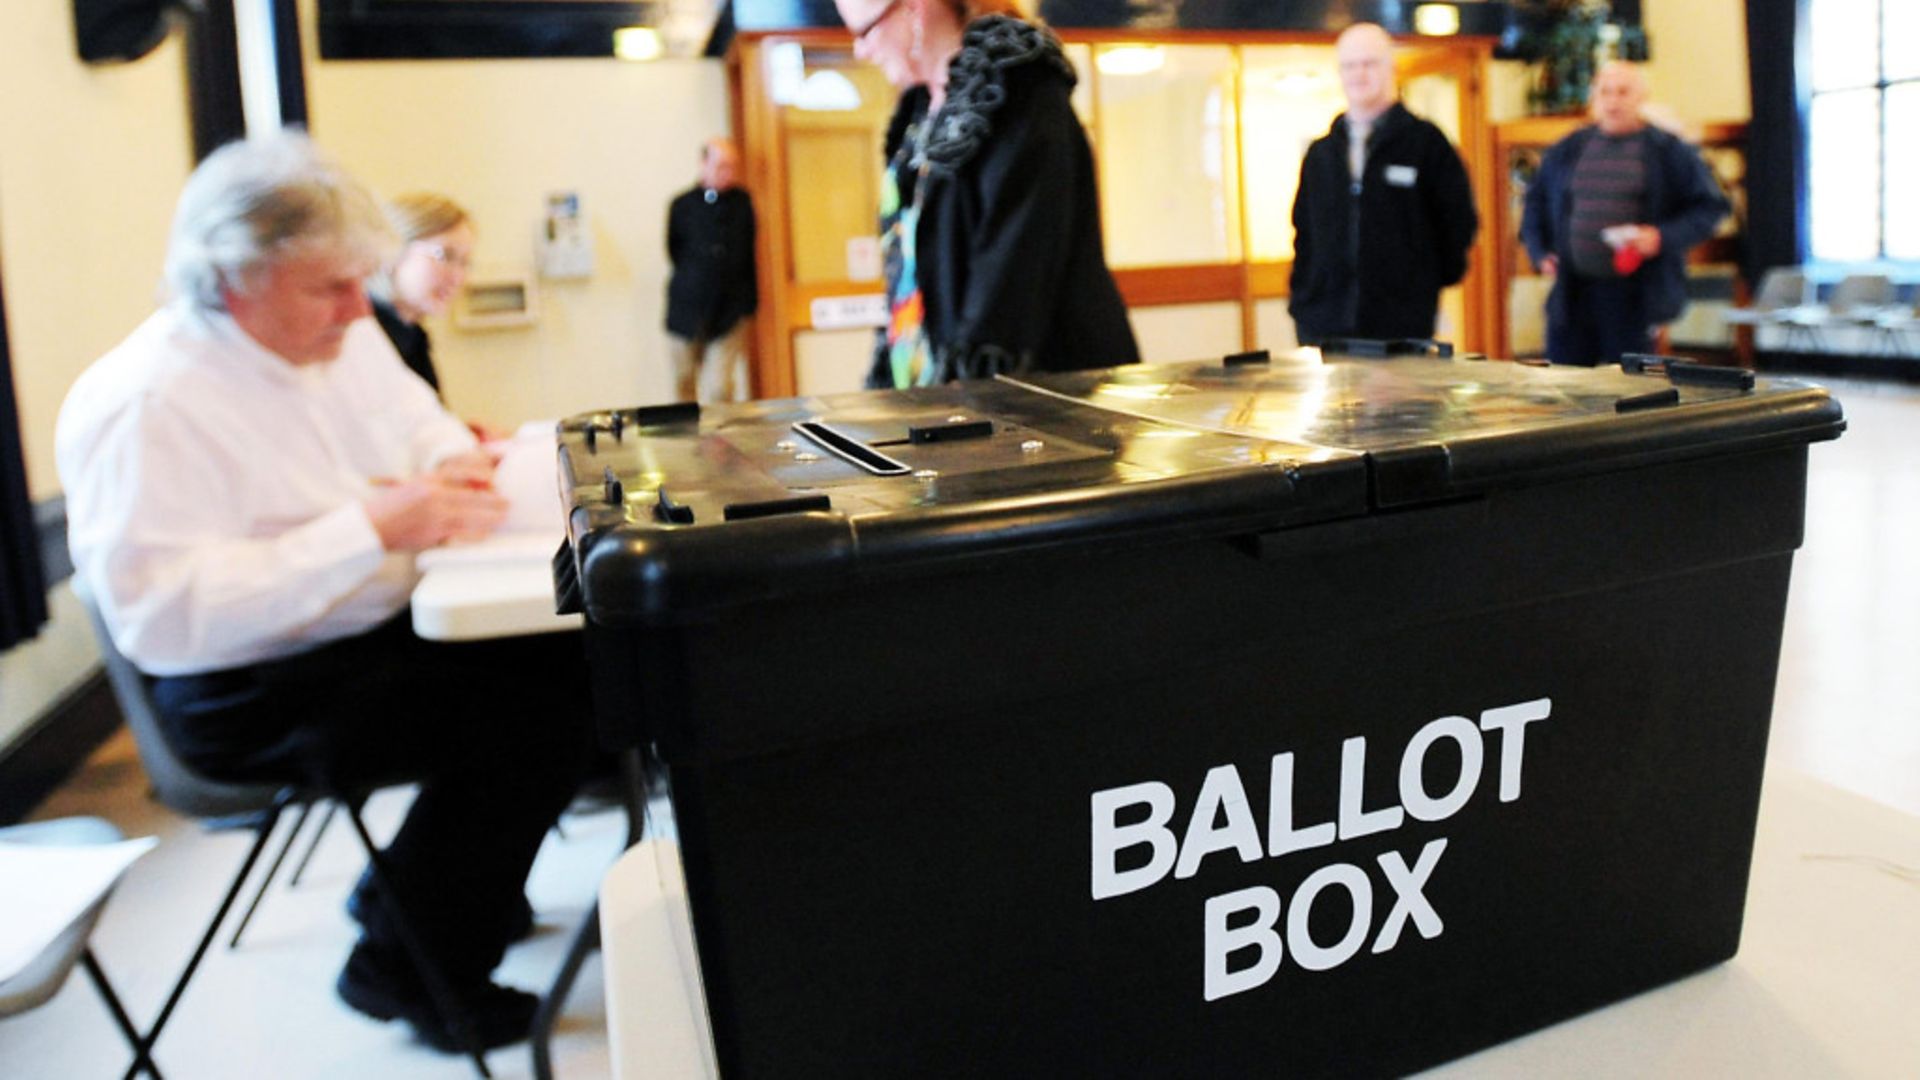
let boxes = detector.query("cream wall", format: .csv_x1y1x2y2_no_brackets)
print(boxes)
1,10,194,501
298,0,729,430
1645,0,1751,126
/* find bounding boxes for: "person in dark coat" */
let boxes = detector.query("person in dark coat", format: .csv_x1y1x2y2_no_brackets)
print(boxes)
665,137,758,403
367,192,475,397
1520,61,1729,366
837,0,1139,388
1289,22,1479,347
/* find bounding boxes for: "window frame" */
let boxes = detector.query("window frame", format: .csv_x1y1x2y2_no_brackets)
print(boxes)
1805,0,1920,269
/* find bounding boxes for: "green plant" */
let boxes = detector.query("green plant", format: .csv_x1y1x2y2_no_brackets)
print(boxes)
1516,0,1650,114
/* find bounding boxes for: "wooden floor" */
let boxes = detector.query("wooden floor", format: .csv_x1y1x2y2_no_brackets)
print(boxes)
2,373,1916,1079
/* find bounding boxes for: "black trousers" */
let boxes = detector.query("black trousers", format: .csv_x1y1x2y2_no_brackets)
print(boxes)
1548,275,1653,367
152,616,597,983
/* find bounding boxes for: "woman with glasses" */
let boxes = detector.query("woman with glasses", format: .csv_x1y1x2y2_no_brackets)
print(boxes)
368,192,474,396
836,0,1138,388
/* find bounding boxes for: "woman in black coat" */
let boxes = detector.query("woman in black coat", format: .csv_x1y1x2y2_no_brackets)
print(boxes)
835,0,1139,388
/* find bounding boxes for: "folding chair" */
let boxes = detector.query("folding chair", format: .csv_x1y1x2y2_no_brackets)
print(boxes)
77,587,497,1078
1723,267,1819,352
0,817,157,1078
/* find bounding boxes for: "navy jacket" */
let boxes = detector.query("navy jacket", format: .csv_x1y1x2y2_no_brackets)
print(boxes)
1288,103,1479,344
1520,124,1728,327
869,16,1137,387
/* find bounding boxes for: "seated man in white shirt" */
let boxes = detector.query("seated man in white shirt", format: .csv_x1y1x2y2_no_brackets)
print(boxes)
57,132,594,1054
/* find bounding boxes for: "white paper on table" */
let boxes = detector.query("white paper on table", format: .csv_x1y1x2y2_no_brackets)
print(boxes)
416,419,566,571
491,422,567,534
416,529,561,570
0,836,157,983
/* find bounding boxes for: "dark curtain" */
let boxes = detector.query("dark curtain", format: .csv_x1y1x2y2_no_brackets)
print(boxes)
1744,0,1809,280
270,0,309,128
0,257,50,651
185,0,245,158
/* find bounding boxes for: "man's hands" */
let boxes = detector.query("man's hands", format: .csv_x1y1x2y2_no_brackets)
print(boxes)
364,452,509,552
1538,226,1658,280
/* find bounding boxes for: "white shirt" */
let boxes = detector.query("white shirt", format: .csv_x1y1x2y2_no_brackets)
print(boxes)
57,303,478,676
1347,115,1374,182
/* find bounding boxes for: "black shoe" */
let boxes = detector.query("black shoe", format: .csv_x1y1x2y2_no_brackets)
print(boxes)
335,941,539,1054
346,870,537,943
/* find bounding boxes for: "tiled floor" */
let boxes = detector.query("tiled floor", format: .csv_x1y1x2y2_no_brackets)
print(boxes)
1770,375,1920,816
1,372,1916,1079
2,748,626,1080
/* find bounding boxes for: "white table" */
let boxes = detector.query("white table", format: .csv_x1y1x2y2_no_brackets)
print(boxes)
599,766,1920,1079
410,532,579,641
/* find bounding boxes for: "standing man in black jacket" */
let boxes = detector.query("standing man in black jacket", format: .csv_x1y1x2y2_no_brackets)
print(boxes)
665,137,757,403
1289,23,1479,347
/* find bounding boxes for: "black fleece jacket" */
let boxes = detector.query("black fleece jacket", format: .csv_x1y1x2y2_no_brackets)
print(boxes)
1288,103,1479,344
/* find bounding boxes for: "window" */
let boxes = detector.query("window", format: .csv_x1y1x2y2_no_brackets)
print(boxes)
1807,0,1920,262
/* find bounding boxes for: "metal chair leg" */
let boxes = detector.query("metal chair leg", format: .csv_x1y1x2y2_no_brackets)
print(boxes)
120,796,289,1080
287,799,339,887
533,749,654,1080
228,799,314,948
83,949,163,1080
339,802,493,1079
530,902,601,1080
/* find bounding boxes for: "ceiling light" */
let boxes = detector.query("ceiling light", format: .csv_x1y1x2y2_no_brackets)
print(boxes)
614,26,663,61
1096,45,1166,77
1413,4,1461,36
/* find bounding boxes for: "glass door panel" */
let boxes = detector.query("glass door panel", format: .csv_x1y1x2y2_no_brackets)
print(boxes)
1240,45,1343,262
776,46,897,283
1093,43,1242,267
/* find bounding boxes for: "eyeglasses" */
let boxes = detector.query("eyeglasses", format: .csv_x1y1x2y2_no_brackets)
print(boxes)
417,241,472,270
847,0,906,41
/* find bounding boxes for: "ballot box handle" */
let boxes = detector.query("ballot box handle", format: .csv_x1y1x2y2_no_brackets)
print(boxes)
1237,497,1489,562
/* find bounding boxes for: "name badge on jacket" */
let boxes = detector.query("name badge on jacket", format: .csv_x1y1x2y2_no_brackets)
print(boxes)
1385,164,1419,188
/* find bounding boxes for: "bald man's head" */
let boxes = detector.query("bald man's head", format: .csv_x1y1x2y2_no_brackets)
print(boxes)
1336,23,1397,121
701,137,741,191
1590,61,1649,136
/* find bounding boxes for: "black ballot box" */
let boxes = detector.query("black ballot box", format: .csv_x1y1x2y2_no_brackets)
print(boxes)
554,349,1844,1079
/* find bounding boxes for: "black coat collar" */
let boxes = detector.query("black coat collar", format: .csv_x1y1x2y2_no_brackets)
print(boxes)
884,16,1075,175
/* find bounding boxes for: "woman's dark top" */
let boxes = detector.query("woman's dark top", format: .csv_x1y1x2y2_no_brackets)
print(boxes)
371,296,440,395
868,15,1138,388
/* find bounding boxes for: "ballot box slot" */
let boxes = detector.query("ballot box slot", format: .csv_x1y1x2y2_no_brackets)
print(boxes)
792,420,913,476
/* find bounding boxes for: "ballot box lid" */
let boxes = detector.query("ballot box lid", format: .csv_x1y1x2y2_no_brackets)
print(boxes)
1011,348,1844,507
556,350,1842,627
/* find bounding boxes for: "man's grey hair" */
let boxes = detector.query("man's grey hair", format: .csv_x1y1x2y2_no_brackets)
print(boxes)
163,130,393,311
